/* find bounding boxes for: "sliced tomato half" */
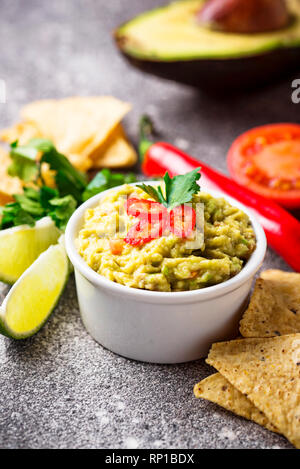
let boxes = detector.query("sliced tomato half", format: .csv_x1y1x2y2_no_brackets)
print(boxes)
227,123,300,208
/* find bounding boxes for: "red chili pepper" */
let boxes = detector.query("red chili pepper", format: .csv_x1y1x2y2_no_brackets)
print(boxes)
139,116,300,272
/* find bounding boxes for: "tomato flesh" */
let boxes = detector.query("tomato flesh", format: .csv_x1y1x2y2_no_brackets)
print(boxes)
109,239,124,255
252,141,300,184
227,123,300,208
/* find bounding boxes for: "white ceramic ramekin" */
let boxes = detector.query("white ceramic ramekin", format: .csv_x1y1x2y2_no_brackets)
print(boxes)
65,184,266,364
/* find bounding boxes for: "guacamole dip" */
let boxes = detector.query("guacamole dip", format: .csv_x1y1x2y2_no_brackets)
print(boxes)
76,185,256,292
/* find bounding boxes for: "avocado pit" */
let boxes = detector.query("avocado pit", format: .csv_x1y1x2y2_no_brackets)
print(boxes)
198,0,290,34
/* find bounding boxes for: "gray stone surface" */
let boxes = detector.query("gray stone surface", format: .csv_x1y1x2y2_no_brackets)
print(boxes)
0,0,299,449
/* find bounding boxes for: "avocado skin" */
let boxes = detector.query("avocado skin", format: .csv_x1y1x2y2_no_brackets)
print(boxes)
116,43,300,91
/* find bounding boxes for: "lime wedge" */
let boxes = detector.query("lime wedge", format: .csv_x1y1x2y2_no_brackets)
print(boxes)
0,243,69,339
0,217,61,285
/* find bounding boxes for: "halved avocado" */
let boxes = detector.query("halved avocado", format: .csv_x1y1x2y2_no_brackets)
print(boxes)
115,0,300,89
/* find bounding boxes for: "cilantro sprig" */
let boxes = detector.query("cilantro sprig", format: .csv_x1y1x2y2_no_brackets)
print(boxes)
9,138,87,203
0,186,76,231
82,169,136,202
138,168,201,210
0,139,137,231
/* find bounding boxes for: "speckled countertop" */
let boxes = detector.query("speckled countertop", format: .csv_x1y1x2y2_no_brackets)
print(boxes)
0,0,299,449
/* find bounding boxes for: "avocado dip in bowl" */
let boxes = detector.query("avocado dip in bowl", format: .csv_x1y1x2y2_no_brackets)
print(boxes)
65,181,266,364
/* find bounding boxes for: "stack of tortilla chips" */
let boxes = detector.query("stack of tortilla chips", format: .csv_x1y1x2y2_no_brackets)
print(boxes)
0,96,137,173
194,270,300,449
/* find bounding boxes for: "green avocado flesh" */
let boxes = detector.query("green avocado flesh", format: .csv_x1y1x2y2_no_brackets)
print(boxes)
116,0,300,61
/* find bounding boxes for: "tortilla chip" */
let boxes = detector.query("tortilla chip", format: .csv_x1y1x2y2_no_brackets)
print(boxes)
240,271,300,338
0,121,41,145
206,334,300,448
91,124,137,168
67,152,93,172
0,97,136,172
194,373,279,433
20,96,132,170
0,147,23,205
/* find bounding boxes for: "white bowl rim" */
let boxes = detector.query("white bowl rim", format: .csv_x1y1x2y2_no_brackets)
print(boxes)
65,182,266,304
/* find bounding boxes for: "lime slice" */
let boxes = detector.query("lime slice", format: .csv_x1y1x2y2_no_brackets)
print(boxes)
0,217,61,285
0,243,69,339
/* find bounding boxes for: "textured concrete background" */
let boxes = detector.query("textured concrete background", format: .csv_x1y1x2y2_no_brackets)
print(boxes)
0,0,299,449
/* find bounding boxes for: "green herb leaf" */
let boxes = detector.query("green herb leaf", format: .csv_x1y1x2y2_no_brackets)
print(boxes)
40,186,59,209
1,139,138,232
33,139,88,203
13,194,45,217
136,183,166,205
11,138,87,203
0,203,36,229
82,169,137,202
163,168,201,209
48,195,77,230
54,170,84,203
13,209,36,227
138,168,201,209
26,138,55,154
8,142,39,182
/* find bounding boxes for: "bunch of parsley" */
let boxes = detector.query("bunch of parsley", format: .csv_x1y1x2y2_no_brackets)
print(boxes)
0,138,136,231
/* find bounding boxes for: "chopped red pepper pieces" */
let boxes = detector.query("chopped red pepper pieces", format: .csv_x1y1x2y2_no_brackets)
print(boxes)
109,239,124,255
171,205,196,239
125,221,153,246
124,197,196,246
125,198,167,223
125,198,168,245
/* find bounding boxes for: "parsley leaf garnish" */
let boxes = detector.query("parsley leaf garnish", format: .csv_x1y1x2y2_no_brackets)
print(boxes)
138,168,201,209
